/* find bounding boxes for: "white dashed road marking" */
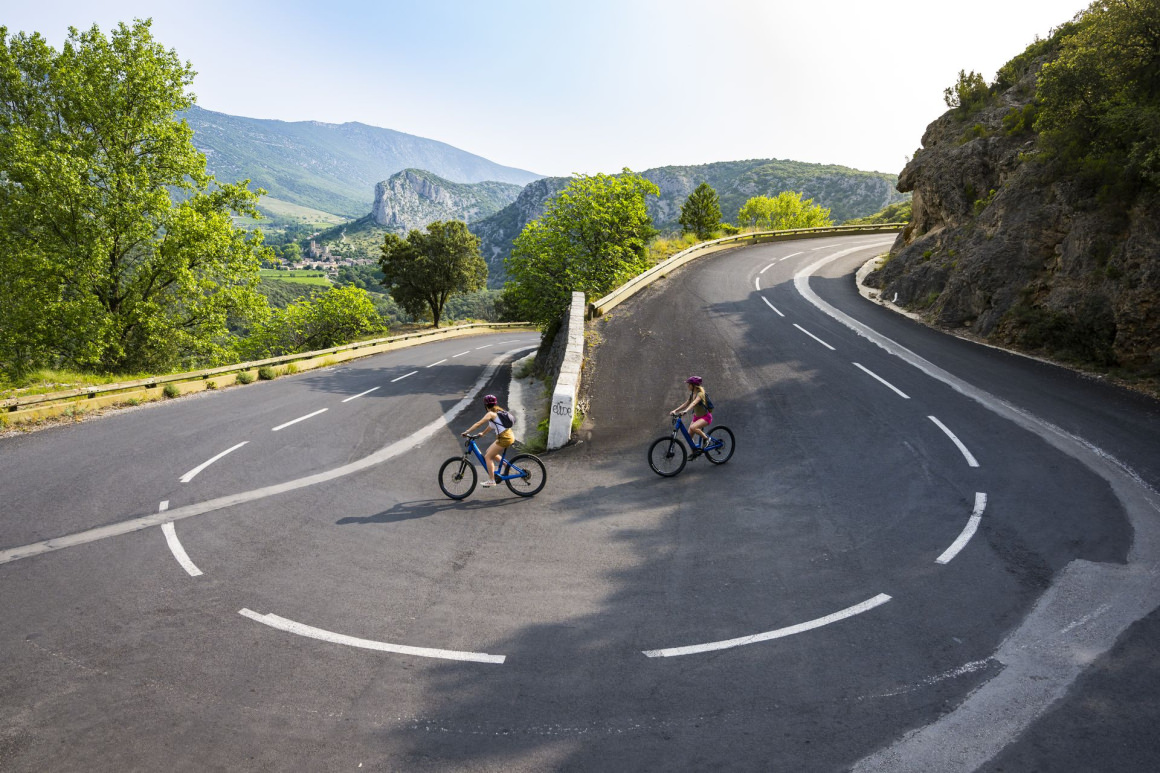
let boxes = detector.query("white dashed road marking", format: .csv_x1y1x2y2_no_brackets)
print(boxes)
426,359,447,368
794,323,836,351
852,362,910,399
391,371,417,382
643,594,892,657
179,442,248,483
762,297,785,317
342,386,380,402
936,493,988,564
272,409,328,432
239,609,506,664
928,416,980,467
452,351,471,358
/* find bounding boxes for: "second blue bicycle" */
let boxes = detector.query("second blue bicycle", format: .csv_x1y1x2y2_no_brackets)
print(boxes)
648,414,735,477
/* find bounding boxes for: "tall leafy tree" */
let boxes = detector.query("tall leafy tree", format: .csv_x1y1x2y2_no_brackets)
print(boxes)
737,191,833,231
378,220,487,328
679,182,722,239
505,169,660,328
0,20,269,377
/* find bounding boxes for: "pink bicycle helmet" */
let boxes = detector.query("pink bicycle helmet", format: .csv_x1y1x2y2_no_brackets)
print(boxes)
685,376,703,386
483,394,498,406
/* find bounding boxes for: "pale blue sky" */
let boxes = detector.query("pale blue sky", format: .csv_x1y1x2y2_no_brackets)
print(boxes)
6,0,1087,177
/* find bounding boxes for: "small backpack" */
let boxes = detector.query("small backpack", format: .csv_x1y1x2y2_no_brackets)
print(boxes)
496,409,515,429
702,392,715,412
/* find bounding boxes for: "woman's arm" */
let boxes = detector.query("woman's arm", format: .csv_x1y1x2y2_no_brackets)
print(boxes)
463,411,498,435
671,397,693,415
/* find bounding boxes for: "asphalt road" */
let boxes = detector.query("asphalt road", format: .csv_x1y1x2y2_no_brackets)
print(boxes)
1,237,1158,771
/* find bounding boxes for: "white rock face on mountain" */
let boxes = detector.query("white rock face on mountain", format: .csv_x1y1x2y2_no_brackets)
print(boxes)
371,169,523,232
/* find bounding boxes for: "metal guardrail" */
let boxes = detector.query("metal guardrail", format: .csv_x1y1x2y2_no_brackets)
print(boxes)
3,322,535,414
589,224,904,318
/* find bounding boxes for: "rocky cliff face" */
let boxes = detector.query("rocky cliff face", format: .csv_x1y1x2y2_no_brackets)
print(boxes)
470,177,571,287
371,169,522,232
866,65,1159,375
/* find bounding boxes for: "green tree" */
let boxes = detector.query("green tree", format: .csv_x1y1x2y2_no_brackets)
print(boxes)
737,191,833,231
241,285,385,358
378,220,487,328
943,69,991,113
1034,0,1160,190
0,20,270,377
505,169,660,327
679,182,722,240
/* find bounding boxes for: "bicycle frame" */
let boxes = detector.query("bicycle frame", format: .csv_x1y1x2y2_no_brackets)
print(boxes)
670,415,720,450
460,434,525,480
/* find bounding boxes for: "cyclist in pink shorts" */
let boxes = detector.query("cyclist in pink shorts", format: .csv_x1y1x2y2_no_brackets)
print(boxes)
670,375,712,455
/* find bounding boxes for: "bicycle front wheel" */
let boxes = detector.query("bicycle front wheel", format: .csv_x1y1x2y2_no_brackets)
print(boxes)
438,457,477,499
705,426,735,465
505,454,547,497
648,436,687,477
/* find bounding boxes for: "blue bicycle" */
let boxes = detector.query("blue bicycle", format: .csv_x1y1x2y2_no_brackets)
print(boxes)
648,414,735,477
439,433,547,499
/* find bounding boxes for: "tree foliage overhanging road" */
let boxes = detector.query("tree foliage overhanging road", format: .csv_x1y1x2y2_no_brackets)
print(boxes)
0,20,272,378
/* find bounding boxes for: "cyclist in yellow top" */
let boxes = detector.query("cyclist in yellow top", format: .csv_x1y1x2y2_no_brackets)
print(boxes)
670,375,712,456
462,394,515,487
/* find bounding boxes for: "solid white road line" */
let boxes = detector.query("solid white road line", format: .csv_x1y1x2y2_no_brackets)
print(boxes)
936,492,988,564
0,346,536,566
643,594,892,658
179,442,248,483
426,358,447,368
162,522,204,577
928,415,980,467
391,371,418,382
852,362,910,399
779,251,803,261
272,408,328,432
342,386,380,403
762,296,785,317
452,350,471,358
760,263,775,274
794,323,836,351
238,609,505,664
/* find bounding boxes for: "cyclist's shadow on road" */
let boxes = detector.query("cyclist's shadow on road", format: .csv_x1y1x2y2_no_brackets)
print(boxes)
336,497,516,525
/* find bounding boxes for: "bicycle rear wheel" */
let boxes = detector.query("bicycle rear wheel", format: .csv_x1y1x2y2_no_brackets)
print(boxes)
648,436,687,477
705,426,735,465
438,457,477,499
505,454,547,497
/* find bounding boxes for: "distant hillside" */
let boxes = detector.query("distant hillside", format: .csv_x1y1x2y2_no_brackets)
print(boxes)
371,169,523,232
471,160,906,287
184,105,542,218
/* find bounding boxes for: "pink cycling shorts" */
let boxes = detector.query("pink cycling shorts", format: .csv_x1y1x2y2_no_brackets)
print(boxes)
690,412,712,426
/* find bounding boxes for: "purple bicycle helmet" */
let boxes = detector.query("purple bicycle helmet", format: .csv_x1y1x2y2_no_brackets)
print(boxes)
685,376,703,386
483,394,498,406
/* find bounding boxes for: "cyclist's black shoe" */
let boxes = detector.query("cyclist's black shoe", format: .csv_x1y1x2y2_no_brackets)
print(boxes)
689,447,703,459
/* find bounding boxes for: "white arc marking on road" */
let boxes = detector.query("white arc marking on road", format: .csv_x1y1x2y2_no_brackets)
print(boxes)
929,415,980,467
238,609,505,664
779,251,802,261
342,386,380,402
0,347,535,565
426,359,447,368
797,246,1160,773
760,263,775,274
179,442,248,482
852,362,910,399
391,371,418,382
936,492,988,564
643,594,891,657
754,277,761,291
162,522,203,577
793,324,835,351
272,408,328,432
762,296,785,317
